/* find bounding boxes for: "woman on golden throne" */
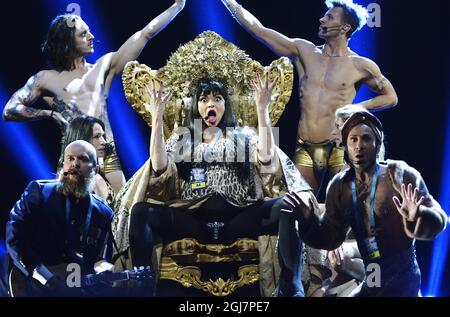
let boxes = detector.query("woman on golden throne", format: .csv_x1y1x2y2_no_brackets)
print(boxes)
113,32,325,297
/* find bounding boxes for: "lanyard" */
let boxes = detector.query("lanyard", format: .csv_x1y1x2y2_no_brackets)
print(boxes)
352,164,380,237
66,195,94,255
204,129,223,161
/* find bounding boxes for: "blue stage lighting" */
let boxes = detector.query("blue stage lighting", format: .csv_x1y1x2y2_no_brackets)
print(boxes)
0,240,6,258
188,0,236,40
108,79,149,175
426,100,450,297
0,85,54,180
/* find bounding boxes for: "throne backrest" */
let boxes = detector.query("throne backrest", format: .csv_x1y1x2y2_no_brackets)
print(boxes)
122,31,294,139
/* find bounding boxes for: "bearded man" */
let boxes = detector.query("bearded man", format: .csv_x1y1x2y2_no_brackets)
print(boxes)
6,141,114,296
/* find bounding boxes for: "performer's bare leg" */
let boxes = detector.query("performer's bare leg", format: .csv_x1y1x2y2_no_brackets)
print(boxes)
297,165,319,194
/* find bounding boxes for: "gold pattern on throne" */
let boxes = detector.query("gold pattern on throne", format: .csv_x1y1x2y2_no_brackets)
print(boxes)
122,31,294,139
158,238,260,297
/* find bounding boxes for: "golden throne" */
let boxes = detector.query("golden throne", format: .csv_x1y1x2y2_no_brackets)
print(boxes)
113,31,299,297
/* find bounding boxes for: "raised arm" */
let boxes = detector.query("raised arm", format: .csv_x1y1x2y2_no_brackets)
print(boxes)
221,0,314,58
356,58,399,111
252,71,279,173
109,0,185,75
3,72,68,130
144,80,173,174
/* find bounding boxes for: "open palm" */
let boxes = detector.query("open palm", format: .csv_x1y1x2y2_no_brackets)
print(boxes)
392,183,424,222
143,79,172,119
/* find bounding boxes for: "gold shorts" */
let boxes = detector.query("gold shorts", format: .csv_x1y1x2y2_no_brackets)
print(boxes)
293,139,344,171
102,141,123,175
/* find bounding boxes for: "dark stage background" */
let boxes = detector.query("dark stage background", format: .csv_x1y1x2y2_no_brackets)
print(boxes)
0,0,449,297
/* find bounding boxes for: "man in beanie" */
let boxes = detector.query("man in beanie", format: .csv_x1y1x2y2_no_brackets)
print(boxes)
281,111,448,296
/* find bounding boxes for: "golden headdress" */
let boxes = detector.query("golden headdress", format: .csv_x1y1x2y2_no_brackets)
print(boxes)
122,31,294,139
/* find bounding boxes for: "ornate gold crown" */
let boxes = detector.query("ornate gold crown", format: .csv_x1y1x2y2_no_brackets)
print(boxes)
122,31,294,139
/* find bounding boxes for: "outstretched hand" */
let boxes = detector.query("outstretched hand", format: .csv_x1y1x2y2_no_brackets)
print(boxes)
281,191,315,221
251,70,279,113
392,183,425,222
143,79,173,120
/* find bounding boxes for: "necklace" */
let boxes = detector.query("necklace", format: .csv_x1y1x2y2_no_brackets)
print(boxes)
356,177,371,193
323,44,346,58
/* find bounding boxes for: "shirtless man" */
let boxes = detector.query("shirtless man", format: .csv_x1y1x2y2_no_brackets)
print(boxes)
282,111,448,296
2,0,186,193
221,0,398,193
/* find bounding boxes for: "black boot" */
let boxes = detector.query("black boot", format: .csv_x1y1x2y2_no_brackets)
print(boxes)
275,268,305,297
129,203,157,296
276,211,305,297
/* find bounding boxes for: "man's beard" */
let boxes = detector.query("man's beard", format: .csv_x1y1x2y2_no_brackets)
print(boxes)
57,169,96,200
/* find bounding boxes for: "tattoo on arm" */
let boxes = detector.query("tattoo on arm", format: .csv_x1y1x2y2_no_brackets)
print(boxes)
5,74,44,120
13,81,34,107
6,104,43,121
15,87,32,105
21,74,43,103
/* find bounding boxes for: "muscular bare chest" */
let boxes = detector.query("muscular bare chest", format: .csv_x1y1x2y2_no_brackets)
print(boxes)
44,63,109,116
301,55,362,93
295,54,364,140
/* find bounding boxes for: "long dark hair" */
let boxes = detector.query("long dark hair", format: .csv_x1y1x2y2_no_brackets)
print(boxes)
176,80,251,180
58,116,105,169
188,81,237,131
41,14,81,71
